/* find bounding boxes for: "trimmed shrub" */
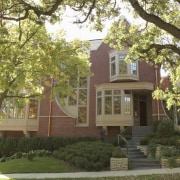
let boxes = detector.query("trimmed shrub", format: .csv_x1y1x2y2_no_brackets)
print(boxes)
52,141,114,171
111,147,126,158
0,136,97,157
157,120,174,138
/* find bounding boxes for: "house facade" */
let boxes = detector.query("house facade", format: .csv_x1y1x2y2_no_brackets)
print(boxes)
0,40,166,138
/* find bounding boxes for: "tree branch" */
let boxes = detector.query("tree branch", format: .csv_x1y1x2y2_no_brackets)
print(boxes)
141,43,180,55
0,0,64,21
129,0,180,40
74,0,96,23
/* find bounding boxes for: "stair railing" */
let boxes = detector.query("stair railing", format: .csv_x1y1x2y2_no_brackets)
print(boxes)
117,134,130,155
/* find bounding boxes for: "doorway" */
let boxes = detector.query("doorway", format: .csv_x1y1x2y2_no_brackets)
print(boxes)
139,101,147,126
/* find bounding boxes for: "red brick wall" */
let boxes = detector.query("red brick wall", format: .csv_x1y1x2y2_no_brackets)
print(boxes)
37,42,163,138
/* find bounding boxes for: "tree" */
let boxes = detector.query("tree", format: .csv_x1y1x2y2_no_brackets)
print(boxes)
0,19,91,112
104,0,180,110
0,0,119,111
0,0,179,112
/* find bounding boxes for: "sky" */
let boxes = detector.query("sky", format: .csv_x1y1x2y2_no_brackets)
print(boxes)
46,9,168,77
46,5,132,41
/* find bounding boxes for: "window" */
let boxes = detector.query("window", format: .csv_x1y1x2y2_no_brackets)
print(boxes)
124,90,131,114
114,90,121,114
0,101,8,119
17,106,25,119
110,56,116,76
130,61,137,75
0,99,38,119
97,91,102,115
79,89,87,105
109,51,139,81
78,107,87,124
28,99,38,119
67,77,88,125
68,89,77,105
119,54,127,74
97,90,121,115
105,90,112,114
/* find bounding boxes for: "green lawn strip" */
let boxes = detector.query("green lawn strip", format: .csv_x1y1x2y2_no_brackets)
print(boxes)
0,157,76,174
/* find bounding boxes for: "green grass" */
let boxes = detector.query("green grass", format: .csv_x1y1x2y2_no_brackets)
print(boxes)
0,157,77,174
1,157,180,180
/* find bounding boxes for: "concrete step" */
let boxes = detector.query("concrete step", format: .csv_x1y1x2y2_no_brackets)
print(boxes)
130,159,161,169
132,126,153,137
121,146,161,170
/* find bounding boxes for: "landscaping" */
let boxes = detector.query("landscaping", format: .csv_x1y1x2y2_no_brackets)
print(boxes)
139,119,180,168
1,119,180,179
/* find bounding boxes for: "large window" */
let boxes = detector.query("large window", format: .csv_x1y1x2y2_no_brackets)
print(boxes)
0,99,38,120
28,99,38,119
97,89,133,116
68,77,88,125
97,90,121,116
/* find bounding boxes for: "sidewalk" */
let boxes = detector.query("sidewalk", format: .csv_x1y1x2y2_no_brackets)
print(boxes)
1,168,180,179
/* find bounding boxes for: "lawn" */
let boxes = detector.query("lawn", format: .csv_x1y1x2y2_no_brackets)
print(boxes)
1,157,180,180
0,157,77,174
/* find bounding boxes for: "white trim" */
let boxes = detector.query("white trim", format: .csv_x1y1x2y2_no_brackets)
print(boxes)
55,94,76,118
39,115,72,118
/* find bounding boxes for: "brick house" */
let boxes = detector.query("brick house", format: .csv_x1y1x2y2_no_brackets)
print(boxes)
0,39,166,138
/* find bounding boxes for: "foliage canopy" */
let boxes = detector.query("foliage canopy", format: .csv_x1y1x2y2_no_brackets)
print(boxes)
0,0,180,111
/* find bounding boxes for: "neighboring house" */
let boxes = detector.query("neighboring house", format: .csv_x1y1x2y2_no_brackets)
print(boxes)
0,39,166,138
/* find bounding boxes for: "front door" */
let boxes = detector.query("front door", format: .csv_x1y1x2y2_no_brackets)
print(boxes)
139,101,147,126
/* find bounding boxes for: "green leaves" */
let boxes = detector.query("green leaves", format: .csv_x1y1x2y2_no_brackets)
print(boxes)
105,0,180,110
0,16,90,108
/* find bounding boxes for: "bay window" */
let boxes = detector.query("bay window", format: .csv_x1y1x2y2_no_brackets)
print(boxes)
0,99,38,120
96,89,132,116
109,50,138,81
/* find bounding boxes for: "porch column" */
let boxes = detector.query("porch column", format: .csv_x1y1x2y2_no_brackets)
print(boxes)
23,130,30,137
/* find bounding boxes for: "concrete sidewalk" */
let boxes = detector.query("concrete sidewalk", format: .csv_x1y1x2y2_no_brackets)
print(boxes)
0,168,180,179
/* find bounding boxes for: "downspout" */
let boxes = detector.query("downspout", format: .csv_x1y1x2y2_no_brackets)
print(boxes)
154,65,160,120
48,78,54,137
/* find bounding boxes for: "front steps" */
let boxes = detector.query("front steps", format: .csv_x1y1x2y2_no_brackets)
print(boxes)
121,126,161,170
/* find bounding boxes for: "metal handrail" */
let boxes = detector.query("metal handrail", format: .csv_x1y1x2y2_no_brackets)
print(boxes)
117,134,130,155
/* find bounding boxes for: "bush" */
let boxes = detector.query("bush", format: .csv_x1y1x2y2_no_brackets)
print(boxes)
15,152,23,159
153,120,163,133
156,120,174,138
148,143,157,158
139,133,156,145
0,136,97,157
160,146,177,157
26,151,34,161
111,147,126,158
52,141,114,171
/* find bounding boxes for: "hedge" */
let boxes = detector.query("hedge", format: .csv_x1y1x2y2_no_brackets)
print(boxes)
0,136,97,157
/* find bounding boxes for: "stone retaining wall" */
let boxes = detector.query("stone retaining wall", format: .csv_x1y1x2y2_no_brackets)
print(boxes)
110,157,128,171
